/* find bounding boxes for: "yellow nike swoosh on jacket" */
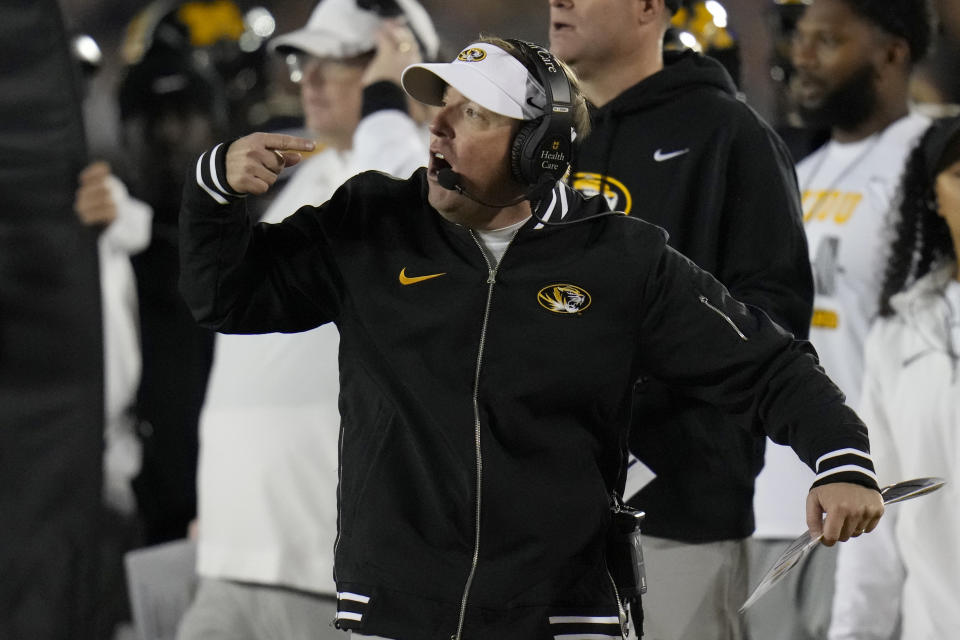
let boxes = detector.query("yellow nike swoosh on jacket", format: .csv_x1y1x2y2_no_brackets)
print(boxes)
398,268,446,285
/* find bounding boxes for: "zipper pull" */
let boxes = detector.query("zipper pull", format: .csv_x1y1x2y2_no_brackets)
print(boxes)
486,269,496,285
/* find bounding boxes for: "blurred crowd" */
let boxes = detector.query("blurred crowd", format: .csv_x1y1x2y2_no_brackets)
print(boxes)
2,0,959,639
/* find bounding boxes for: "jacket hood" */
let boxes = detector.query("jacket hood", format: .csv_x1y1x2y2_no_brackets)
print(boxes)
595,50,737,118
890,263,958,316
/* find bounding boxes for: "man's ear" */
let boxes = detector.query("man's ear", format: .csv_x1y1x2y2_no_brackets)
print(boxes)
635,0,663,26
880,34,911,69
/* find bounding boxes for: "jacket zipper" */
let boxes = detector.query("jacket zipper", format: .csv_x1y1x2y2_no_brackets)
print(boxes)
450,231,512,640
698,295,748,341
606,568,628,639
606,496,631,639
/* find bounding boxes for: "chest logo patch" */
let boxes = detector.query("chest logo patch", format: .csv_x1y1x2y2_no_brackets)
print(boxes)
570,172,632,214
537,283,592,315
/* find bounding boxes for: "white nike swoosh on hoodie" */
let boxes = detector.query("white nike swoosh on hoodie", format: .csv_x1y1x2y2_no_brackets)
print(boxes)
653,148,690,162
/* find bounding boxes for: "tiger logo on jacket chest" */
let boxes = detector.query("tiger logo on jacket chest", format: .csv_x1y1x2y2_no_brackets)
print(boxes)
537,284,592,314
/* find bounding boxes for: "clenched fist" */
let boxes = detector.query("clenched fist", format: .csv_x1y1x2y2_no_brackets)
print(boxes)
807,482,884,546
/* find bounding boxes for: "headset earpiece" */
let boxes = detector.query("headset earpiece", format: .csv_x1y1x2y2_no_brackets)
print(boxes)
504,39,574,187
510,117,542,184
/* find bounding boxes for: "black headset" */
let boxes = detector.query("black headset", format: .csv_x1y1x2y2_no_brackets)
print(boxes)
504,39,575,187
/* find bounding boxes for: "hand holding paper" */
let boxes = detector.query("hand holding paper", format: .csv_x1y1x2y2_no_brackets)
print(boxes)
740,477,945,612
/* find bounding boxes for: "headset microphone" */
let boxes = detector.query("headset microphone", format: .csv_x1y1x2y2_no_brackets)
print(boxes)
435,167,462,191
437,167,623,227
436,168,548,208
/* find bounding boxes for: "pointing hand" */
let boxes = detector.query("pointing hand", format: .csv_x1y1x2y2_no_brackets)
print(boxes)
225,132,316,195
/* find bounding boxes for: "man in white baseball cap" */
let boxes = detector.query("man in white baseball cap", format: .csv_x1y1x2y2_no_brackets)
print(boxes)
267,0,439,151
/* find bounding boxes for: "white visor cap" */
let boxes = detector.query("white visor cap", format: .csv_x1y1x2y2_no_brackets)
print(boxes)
402,42,547,121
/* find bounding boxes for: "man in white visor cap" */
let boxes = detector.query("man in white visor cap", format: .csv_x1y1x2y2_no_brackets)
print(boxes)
178,36,884,640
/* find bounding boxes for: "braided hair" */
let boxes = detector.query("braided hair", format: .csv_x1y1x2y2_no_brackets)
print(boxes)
878,121,960,317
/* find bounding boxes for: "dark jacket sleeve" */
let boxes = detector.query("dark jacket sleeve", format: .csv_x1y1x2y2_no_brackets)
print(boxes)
632,229,877,492
178,144,345,334
718,108,813,339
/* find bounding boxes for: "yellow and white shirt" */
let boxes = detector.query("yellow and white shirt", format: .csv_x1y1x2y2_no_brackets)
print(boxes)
802,112,930,407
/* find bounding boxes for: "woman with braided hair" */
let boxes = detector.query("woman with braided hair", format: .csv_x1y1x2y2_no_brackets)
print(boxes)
877,118,960,317
829,116,960,639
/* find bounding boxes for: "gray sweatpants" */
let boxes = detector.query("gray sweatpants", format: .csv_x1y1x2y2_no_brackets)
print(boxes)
176,578,344,640
744,539,837,640
636,535,748,640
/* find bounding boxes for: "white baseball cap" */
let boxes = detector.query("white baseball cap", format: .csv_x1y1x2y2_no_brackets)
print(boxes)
401,42,547,121
269,0,439,61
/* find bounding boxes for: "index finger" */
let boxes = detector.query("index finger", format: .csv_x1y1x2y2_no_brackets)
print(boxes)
806,490,825,538
819,510,845,546
263,134,315,153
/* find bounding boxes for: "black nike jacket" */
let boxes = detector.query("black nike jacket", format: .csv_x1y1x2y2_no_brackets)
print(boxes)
179,149,874,640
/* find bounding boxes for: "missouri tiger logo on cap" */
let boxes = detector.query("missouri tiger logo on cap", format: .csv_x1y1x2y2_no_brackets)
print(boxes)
537,284,591,315
457,47,487,62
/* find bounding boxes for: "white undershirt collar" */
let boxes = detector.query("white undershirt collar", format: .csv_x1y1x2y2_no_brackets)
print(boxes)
474,216,530,265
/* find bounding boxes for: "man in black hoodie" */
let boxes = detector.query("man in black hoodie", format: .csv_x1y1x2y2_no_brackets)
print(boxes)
549,1,813,638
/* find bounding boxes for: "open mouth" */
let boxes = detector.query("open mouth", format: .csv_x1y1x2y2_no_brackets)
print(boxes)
550,21,573,32
429,151,452,177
